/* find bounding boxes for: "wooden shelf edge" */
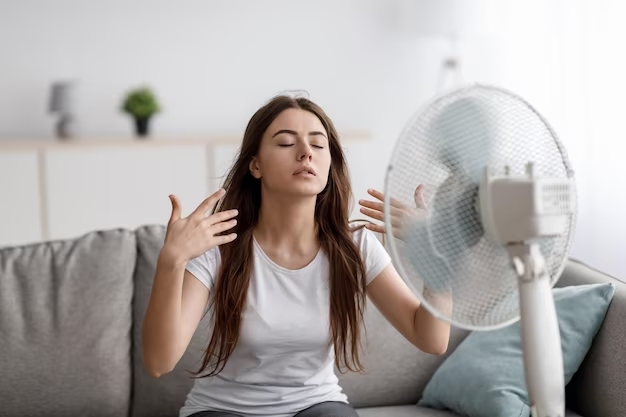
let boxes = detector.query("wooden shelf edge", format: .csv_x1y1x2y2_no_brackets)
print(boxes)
0,130,371,151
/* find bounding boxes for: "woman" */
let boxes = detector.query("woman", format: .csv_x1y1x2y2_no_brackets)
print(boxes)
142,94,451,417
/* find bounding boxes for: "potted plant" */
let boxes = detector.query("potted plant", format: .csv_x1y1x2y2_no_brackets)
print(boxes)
121,86,161,137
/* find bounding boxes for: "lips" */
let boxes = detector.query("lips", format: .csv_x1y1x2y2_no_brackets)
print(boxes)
293,166,317,176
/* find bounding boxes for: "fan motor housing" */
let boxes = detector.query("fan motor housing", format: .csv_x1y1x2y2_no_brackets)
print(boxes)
480,170,573,244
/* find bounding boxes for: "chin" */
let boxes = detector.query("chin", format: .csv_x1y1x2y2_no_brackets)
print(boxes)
264,175,328,198
293,187,326,197
283,183,326,197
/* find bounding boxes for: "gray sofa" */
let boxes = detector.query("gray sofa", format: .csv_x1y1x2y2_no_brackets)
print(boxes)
1,225,624,417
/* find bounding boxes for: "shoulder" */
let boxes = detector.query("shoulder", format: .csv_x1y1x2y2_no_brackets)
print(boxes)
191,246,222,268
185,246,222,290
350,224,391,285
350,224,384,250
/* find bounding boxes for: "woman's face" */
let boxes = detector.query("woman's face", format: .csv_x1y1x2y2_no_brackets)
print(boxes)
249,108,331,198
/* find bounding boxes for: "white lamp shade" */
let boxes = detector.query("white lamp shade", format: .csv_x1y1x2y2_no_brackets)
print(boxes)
49,81,77,114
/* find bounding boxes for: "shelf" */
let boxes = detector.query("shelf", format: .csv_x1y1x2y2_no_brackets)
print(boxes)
0,130,371,151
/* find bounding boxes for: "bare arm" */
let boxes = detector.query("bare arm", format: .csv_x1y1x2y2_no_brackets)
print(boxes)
141,188,238,378
142,257,209,377
366,263,451,355
359,185,451,354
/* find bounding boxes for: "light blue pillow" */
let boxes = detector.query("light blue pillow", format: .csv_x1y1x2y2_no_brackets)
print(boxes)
418,282,616,417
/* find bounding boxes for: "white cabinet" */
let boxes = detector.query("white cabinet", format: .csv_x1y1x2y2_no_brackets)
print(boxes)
44,145,208,241
0,150,43,245
0,139,226,247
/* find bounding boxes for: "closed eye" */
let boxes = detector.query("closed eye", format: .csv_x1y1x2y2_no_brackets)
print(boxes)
278,144,324,149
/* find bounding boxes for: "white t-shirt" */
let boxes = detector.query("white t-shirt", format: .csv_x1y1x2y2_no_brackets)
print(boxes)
179,227,391,417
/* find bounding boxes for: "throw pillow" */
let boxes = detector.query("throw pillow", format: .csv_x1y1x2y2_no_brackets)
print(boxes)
418,282,616,417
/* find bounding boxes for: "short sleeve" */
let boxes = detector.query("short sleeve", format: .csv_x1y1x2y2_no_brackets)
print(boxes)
185,247,221,291
353,227,392,286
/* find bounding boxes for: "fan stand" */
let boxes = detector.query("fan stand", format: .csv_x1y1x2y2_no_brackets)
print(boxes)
508,242,565,417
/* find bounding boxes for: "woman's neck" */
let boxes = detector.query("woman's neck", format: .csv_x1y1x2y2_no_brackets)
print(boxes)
254,193,318,255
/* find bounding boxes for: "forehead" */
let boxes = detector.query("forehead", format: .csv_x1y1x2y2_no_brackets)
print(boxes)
266,108,326,133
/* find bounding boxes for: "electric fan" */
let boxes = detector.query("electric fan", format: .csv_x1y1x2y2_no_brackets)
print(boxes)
384,84,576,417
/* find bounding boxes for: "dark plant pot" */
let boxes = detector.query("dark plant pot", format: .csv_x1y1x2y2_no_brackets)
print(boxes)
135,117,150,137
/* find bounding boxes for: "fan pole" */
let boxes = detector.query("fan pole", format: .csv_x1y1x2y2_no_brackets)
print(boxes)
509,243,565,417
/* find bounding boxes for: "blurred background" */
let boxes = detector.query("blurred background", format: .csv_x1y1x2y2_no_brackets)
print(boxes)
0,0,624,281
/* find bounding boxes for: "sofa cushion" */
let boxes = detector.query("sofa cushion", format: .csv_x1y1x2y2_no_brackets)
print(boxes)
131,225,214,417
0,229,136,417
356,405,461,416
418,282,615,417
356,406,582,417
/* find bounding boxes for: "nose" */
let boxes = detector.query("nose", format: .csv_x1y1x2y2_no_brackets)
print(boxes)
297,143,313,161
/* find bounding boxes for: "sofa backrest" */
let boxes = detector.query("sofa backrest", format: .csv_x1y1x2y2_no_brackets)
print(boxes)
0,229,137,417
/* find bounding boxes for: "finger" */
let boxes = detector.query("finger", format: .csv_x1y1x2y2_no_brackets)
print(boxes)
367,223,404,240
215,233,237,245
359,199,383,212
414,184,427,210
359,205,406,229
366,188,384,201
367,188,407,209
211,219,237,234
190,188,226,219
365,223,385,234
168,195,182,224
359,207,384,222
358,199,404,218
206,209,239,226
365,224,404,238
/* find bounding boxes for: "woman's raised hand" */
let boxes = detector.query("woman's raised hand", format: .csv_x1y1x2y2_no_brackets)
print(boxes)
160,188,238,265
358,184,428,241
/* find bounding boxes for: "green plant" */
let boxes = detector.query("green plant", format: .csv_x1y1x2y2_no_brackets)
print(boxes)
121,86,160,120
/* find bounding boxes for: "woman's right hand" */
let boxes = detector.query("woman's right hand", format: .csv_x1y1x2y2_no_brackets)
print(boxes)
160,188,238,266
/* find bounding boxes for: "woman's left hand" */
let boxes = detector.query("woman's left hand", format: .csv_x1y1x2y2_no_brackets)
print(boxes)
358,185,428,241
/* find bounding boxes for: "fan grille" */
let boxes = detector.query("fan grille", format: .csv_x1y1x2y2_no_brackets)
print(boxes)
384,84,577,330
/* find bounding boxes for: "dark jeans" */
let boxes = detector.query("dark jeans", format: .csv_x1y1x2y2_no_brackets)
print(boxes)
188,401,359,417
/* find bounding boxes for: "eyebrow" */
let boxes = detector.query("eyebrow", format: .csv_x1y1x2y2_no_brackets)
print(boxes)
271,129,327,138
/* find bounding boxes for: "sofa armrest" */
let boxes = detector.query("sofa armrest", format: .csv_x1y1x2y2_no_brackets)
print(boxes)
555,259,626,417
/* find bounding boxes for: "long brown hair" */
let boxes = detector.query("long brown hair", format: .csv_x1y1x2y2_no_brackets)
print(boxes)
195,94,368,377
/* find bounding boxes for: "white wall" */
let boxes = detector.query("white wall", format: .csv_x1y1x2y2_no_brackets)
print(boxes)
0,0,624,280
0,0,385,137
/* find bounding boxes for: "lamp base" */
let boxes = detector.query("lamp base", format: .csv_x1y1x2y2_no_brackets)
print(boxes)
55,114,77,140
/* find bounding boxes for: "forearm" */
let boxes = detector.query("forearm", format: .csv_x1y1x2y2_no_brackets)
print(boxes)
142,253,187,376
413,288,452,355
